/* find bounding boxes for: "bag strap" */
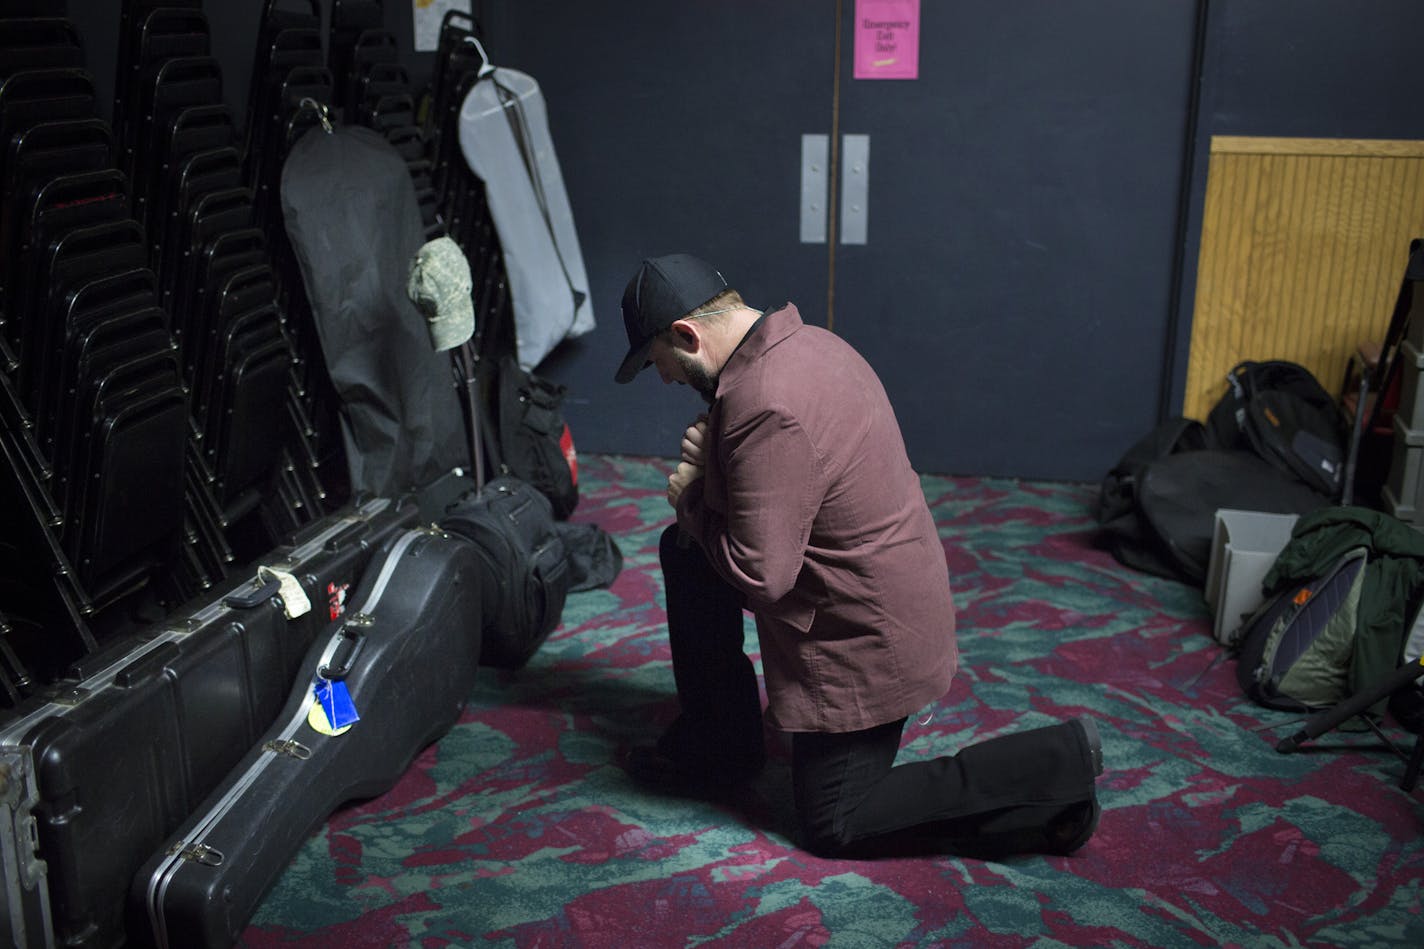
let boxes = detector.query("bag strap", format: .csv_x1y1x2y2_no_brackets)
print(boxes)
488,72,586,338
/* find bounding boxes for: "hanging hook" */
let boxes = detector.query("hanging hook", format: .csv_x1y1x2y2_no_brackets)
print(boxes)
298,96,333,133
463,34,496,78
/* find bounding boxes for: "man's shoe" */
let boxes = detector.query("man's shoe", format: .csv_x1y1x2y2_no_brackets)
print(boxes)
1074,716,1104,776
1046,797,1101,855
622,744,764,798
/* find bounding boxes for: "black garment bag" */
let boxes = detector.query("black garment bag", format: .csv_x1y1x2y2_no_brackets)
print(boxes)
281,122,469,497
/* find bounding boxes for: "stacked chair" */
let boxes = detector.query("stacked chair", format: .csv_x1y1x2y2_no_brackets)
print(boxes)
242,0,328,234
112,0,341,596
241,0,354,526
0,1,355,697
1,2,187,677
328,0,441,238
112,0,340,592
116,0,258,595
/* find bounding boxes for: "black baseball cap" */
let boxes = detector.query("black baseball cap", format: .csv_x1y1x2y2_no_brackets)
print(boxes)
614,253,728,383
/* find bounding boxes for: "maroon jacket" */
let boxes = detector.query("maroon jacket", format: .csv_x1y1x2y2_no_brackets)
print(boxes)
678,304,958,733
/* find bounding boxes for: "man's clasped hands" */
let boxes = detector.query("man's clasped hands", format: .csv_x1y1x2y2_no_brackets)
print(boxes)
667,415,708,509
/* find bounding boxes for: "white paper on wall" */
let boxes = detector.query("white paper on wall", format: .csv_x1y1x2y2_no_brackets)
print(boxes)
412,0,472,52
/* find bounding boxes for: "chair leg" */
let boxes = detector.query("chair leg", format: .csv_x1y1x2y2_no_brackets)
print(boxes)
1277,657,1424,754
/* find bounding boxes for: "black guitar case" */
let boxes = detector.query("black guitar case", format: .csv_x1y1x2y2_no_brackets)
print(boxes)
0,496,417,949
129,525,484,948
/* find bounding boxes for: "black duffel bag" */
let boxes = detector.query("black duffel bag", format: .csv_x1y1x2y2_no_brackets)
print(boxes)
1095,417,1328,584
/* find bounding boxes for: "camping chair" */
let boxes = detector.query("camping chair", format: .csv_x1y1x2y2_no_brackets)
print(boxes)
1277,654,1424,792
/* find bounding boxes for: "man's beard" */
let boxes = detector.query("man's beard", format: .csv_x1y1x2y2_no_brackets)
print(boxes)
675,351,719,404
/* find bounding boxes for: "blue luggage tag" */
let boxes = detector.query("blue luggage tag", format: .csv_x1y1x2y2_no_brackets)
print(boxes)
314,678,360,730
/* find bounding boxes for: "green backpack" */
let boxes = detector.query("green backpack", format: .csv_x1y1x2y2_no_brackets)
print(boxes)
1235,547,1367,712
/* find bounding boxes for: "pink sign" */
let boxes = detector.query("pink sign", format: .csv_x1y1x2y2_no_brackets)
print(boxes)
854,0,920,80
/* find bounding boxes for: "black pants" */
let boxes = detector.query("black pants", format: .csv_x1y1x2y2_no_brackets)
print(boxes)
658,525,1098,858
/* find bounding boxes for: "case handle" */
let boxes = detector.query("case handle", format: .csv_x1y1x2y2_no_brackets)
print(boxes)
318,626,366,680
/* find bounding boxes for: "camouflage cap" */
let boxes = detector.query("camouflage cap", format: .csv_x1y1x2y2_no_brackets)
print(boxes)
407,236,475,351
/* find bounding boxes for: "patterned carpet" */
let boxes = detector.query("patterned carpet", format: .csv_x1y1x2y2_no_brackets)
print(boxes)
239,454,1424,948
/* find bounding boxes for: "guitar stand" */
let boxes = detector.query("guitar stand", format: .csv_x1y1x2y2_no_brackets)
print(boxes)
1275,656,1424,792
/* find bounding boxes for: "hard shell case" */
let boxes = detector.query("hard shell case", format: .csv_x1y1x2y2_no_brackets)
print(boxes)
0,496,418,949
132,525,484,948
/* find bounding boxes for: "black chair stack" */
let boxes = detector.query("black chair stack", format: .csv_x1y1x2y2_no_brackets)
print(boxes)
0,607,37,708
426,11,488,246
0,1,503,701
114,0,335,598
242,0,328,233
329,0,441,238
0,0,188,680
240,0,352,526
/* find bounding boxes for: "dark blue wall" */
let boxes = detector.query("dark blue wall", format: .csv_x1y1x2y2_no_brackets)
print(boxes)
482,0,1197,481
476,0,1423,480
62,0,1424,480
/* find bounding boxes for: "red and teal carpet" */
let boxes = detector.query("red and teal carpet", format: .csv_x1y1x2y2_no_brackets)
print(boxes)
240,455,1424,947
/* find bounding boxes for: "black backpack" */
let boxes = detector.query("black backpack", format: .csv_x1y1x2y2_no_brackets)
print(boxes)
495,355,579,519
1206,360,1348,500
440,475,570,668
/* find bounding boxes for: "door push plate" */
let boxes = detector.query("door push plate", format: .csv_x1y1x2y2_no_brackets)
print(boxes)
800,134,829,244
840,134,869,245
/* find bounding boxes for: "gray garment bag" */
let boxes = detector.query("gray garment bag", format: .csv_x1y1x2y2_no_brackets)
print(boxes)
458,60,595,370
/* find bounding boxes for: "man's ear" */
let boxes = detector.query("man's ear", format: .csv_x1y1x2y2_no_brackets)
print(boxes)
668,319,700,353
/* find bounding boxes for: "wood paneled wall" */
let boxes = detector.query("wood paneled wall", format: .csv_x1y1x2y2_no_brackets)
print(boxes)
1183,136,1424,421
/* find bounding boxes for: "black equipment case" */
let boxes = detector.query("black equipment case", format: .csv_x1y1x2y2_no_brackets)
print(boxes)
0,496,417,949
440,475,569,669
132,524,484,949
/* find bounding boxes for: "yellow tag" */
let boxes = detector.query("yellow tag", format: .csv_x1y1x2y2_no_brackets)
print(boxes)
259,566,312,619
307,698,353,736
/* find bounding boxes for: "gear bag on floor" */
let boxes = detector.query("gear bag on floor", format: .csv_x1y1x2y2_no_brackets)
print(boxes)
1235,506,1424,715
1206,360,1348,500
1095,417,1327,584
440,475,572,668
